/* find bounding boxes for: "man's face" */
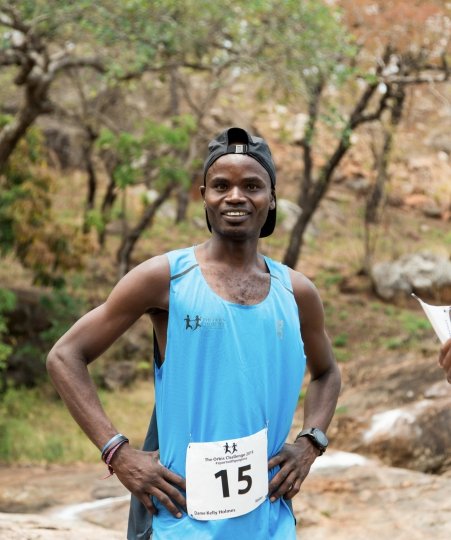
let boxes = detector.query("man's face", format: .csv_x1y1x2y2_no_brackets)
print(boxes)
201,154,275,240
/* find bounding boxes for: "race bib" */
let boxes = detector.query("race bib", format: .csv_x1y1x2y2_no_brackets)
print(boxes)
186,428,268,521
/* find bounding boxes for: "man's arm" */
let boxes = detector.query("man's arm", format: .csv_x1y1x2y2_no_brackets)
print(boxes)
46,255,186,518
268,270,341,502
439,338,451,383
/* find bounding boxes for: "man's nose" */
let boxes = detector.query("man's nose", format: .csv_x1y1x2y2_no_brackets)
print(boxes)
225,186,246,202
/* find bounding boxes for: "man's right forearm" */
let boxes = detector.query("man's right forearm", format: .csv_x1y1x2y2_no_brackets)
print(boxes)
47,345,119,450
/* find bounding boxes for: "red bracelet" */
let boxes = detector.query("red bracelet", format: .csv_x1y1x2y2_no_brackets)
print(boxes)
103,439,129,478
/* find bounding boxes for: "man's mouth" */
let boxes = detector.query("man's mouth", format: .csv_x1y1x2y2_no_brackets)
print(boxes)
222,210,250,217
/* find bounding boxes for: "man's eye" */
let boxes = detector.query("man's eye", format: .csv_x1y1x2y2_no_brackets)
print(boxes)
214,183,228,191
247,183,259,191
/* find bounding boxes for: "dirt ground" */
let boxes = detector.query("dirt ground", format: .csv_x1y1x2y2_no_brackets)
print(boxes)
1,456,451,539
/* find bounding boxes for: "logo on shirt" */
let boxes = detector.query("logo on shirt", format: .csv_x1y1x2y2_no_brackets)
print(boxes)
184,315,202,330
183,314,226,331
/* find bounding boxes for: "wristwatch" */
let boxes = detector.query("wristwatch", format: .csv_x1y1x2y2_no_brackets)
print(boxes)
295,427,328,455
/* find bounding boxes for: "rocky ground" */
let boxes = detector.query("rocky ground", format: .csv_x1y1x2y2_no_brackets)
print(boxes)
1,451,451,539
1,327,451,539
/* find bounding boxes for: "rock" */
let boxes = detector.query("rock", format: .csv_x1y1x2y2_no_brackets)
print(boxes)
427,131,451,154
0,512,124,539
283,113,309,144
296,463,451,539
422,204,443,219
3,459,451,539
371,252,451,303
145,189,176,220
4,288,52,387
424,380,451,399
359,397,451,473
345,176,371,195
102,360,137,390
42,123,87,170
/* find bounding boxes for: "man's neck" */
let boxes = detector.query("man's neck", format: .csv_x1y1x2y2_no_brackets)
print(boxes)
199,236,262,271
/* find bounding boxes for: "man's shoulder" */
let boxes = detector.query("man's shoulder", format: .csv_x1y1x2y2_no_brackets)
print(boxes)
287,268,322,306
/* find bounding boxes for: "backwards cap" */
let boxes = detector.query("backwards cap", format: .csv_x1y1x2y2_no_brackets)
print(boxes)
203,127,277,238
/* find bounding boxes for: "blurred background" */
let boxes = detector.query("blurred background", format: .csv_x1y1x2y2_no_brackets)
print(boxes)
0,1,450,538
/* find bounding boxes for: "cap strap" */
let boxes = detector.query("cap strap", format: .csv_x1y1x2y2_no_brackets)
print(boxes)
227,144,248,154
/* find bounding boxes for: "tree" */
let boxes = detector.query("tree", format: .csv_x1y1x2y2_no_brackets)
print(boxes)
0,1,107,171
0,119,89,286
96,116,196,277
242,0,450,268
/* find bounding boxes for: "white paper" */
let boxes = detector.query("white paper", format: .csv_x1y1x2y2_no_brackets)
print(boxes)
412,293,451,344
185,428,268,521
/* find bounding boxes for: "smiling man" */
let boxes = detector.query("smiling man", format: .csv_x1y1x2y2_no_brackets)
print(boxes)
47,127,342,539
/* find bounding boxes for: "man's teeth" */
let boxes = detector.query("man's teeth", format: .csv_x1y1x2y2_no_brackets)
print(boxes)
225,211,247,216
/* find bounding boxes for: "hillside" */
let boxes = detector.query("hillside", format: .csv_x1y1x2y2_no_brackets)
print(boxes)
0,1,450,536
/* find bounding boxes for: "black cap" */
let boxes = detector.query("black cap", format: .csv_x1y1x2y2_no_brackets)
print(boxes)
203,127,277,237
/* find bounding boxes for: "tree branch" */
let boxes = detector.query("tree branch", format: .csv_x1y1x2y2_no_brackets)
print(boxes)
49,56,105,76
0,49,23,66
298,78,324,203
382,73,449,85
0,7,30,33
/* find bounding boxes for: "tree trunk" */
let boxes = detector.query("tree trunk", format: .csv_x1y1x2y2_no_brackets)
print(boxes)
0,105,41,171
98,172,117,247
363,86,405,273
363,128,392,273
82,133,98,233
175,185,190,223
116,183,175,277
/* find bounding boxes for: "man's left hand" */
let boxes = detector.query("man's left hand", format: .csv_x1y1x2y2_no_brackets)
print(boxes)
267,438,320,502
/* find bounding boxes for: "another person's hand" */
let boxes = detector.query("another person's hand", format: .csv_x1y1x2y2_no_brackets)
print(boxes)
267,438,320,502
439,338,451,384
111,445,186,518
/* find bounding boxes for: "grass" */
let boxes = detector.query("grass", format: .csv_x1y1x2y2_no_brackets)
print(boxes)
0,380,155,464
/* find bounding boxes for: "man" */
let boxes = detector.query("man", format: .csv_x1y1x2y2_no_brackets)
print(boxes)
47,127,341,539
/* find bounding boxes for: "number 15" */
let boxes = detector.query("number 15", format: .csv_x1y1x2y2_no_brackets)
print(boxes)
214,465,252,498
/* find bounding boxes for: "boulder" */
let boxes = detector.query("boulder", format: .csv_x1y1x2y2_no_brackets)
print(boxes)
102,360,137,391
296,462,451,539
359,396,451,473
371,252,451,303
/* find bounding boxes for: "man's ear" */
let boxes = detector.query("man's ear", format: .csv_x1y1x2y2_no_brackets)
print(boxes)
269,192,276,210
200,185,206,198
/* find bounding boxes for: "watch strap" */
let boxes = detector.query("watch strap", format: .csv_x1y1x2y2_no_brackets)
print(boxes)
295,427,328,454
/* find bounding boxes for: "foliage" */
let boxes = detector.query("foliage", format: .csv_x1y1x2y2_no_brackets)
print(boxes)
0,119,90,286
244,0,356,100
0,288,15,376
0,286,84,393
97,115,195,191
39,288,85,345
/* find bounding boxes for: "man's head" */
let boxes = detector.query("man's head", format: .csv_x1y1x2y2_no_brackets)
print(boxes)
202,127,277,238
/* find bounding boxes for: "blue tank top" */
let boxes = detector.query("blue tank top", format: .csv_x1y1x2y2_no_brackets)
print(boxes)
153,247,306,539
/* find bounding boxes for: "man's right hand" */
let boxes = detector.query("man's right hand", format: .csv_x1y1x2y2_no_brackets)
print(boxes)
111,445,186,518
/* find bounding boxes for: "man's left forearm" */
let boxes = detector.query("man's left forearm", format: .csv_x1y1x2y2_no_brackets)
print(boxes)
301,363,341,432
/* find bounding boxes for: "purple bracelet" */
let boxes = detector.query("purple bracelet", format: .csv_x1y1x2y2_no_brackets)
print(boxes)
103,438,129,477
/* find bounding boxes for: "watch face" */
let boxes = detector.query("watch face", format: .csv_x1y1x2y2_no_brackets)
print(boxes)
312,428,328,447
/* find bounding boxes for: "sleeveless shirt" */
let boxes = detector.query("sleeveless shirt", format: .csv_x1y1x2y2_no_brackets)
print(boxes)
152,247,306,539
